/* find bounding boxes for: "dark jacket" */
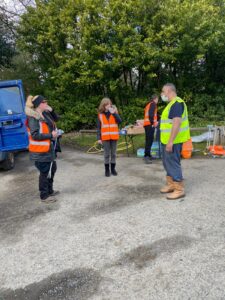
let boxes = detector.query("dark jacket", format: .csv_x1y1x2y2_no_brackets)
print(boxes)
26,107,60,162
148,101,157,124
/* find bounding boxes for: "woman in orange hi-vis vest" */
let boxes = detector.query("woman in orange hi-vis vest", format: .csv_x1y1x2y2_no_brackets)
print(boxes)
26,95,61,203
143,95,159,164
97,98,122,177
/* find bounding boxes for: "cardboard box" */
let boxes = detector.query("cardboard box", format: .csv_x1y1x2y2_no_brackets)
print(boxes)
127,126,145,135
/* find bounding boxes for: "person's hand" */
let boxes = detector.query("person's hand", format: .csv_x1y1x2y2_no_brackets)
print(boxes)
108,106,116,114
113,106,118,114
52,130,58,139
153,121,158,128
166,141,173,152
45,104,53,112
97,139,103,145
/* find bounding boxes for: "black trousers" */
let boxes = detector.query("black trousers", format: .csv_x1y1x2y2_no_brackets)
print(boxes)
35,161,57,199
144,125,155,157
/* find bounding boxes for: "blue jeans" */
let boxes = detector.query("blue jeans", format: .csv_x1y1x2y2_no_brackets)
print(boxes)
161,143,183,182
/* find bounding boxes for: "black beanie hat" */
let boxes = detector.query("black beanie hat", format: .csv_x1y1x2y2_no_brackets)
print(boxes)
33,95,45,108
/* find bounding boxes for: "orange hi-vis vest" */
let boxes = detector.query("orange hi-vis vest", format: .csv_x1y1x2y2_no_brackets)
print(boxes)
144,101,157,127
27,121,51,153
98,113,119,141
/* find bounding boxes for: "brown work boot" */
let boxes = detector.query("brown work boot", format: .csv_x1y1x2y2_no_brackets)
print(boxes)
166,181,185,200
160,176,174,193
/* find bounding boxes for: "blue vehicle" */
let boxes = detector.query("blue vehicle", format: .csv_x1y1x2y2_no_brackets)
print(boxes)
0,80,29,170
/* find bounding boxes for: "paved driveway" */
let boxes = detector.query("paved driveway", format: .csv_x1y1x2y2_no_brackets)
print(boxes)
0,148,225,300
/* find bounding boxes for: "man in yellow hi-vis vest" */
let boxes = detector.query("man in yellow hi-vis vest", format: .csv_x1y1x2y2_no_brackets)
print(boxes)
160,83,190,200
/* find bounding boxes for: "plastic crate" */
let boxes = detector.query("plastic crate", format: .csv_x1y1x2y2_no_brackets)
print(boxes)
137,142,161,158
137,148,145,157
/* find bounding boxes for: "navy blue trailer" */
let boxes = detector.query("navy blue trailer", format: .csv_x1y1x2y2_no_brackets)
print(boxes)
0,80,29,170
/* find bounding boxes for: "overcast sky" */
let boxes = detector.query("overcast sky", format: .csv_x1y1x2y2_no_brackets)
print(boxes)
2,0,34,17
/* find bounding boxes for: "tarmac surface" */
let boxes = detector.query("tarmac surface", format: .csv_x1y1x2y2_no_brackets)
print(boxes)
0,148,225,300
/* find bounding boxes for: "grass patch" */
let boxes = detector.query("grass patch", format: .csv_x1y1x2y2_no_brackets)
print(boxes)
192,142,208,157
62,133,97,150
61,132,209,157
61,133,147,155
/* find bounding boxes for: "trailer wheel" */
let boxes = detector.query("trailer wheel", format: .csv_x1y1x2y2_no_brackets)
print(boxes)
2,152,15,170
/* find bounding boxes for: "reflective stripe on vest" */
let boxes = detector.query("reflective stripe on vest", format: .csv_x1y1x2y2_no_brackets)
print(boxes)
27,121,50,153
99,113,119,141
160,116,188,124
143,102,157,126
160,97,190,144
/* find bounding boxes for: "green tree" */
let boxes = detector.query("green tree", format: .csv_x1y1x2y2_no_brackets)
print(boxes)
15,0,225,130
0,12,16,70
0,51,42,94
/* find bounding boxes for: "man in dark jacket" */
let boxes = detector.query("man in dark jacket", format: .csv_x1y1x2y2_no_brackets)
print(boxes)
143,95,159,163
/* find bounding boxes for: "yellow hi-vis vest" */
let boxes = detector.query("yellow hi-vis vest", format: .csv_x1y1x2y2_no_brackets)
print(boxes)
160,97,190,145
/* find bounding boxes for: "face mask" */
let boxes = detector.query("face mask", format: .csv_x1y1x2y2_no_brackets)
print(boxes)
161,95,169,102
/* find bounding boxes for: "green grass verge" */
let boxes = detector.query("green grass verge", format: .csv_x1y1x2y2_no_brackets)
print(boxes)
63,134,96,147
61,132,208,157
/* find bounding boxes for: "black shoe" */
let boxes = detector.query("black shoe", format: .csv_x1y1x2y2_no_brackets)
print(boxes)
144,156,152,164
111,163,118,176
41,194,49,200
111,169,118,176
41,195,57,203
49,190,60,196
105,164,110,177
41,197,57,203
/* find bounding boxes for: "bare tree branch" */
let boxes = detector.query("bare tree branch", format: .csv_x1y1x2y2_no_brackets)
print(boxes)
0,0,35,20
0,15,16,36
18,0,34,9
0,5,20,17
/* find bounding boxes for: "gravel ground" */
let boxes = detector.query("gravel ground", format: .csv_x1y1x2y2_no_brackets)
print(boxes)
0,148,225,300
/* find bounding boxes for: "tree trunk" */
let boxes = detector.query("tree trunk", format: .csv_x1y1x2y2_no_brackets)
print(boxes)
129,69,133,91
123,67,127,86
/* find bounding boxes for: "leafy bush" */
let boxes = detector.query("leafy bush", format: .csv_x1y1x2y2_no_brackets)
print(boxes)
57,101,97,132
120,98,147,126
48,93,225,132
187,93,225,126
